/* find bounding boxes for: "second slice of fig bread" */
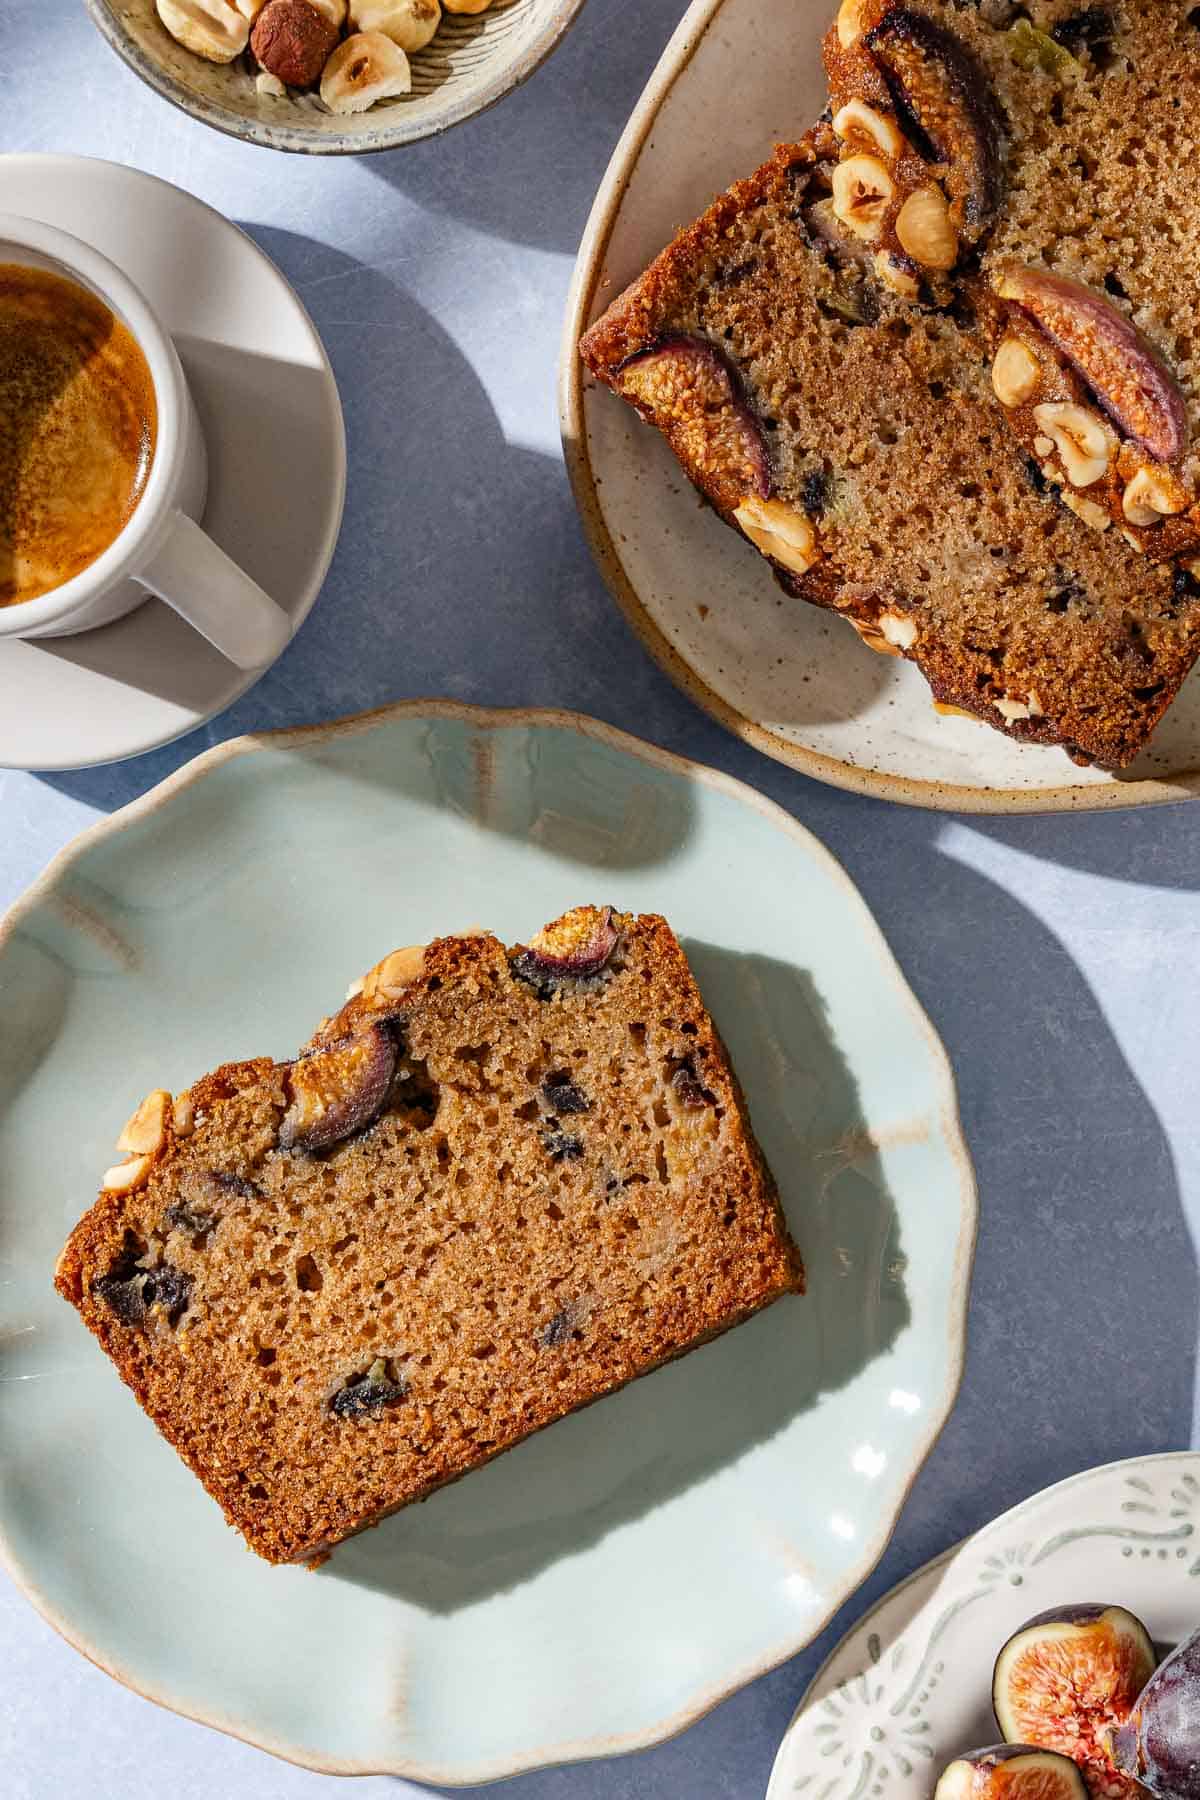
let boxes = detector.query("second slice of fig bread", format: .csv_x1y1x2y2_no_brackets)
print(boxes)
55,907,803,1565
579,126,1200,766
823,0,1200,559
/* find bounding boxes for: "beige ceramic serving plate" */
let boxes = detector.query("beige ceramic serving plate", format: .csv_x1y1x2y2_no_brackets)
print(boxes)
559,0,1200,813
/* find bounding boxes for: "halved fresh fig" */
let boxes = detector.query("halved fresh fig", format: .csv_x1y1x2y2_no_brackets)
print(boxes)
866,8,1006,235
1109,1624,1200,1796
279,1023,396,1153
615,335,771,513
996,267,1187,464
511,905,619,997
936,1745,1090,1800
994,1606,1158,1799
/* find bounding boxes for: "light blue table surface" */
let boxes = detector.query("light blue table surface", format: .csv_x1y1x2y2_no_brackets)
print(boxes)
3,3,1198,1795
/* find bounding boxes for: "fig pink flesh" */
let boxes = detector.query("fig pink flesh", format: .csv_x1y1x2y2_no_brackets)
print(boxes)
527,905,618,976
1000,268,1187,463
280,1025,396,1152
618,335,771,507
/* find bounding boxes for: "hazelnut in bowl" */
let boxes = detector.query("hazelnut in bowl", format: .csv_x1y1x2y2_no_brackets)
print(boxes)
84,0,587,153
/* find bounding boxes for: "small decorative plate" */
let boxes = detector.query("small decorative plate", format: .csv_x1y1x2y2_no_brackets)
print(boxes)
86,0,587,154
0,702,974,1782
768,1451,1200,1797
560,0,1200,813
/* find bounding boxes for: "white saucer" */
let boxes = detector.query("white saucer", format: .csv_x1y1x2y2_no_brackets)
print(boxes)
0,155,345,771
767,1451,1200,1798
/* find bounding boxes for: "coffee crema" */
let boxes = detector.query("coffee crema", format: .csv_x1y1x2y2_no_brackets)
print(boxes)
0,263,157,607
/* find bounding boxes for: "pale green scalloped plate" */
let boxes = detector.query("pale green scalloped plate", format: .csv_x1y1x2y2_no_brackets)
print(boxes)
0,702,975,1783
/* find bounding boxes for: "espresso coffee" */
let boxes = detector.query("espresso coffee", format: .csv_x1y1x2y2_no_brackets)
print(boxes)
0,263,157,607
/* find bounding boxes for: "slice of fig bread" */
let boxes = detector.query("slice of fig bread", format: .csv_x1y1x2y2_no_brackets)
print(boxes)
579,126,1200,766
823,0,1200,559
55,908,802,1565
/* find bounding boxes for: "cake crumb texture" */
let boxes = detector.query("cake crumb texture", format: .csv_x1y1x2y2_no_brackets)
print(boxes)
55,910,802,1564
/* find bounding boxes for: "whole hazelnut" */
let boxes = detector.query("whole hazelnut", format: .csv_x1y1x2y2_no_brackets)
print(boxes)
250,0,340,87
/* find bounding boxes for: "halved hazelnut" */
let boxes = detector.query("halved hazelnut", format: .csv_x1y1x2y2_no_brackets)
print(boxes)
847,617,900,656
1033,402,1113,488
833,99,904,158
832,156,895,243
364,943,427,1002
992,337,1041,408
997,265,1187,464
156,0,249,61
994,691,1044,722
102,1155,154,1194
349,0,440,48
320,29,412,112
1122,465,1189,526
280,1024,396,1152
117,1089,172,1157
874,250,920,299
894,185,958,271
1061,491,1112,532
879,610,918,649
733,496,821,575
173,1090,196,1137
837,0,868,47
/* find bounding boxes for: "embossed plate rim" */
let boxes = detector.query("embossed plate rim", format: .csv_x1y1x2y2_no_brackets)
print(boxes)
768,1449,1200,1797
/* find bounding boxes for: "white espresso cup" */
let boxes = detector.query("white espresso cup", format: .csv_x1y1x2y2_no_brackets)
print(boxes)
0,214,292,669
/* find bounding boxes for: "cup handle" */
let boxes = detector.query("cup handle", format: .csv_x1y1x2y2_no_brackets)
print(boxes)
135,510,294,669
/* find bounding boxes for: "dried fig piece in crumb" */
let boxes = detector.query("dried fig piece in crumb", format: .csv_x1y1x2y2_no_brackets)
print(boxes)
94,1240,192,1329
614,337,771,514
541,1074,591,1114
671,1060,718,1109
996,266,1188,464
866,8,1006,238
279,1023,396,1152
541,1128,584,1162
329,1357,407,1418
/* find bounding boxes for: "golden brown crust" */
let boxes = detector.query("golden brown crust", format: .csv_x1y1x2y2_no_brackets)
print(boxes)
56,912,801,1564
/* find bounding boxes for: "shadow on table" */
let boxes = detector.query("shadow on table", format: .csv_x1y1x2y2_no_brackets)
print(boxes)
327,944,908,1618
812,828,1199,1562
963,807,1200,891
359,0,685,255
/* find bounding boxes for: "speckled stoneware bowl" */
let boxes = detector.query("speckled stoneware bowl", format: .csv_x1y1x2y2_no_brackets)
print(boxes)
560,0,1200,812
84,0,586,152
0,703,975,1781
